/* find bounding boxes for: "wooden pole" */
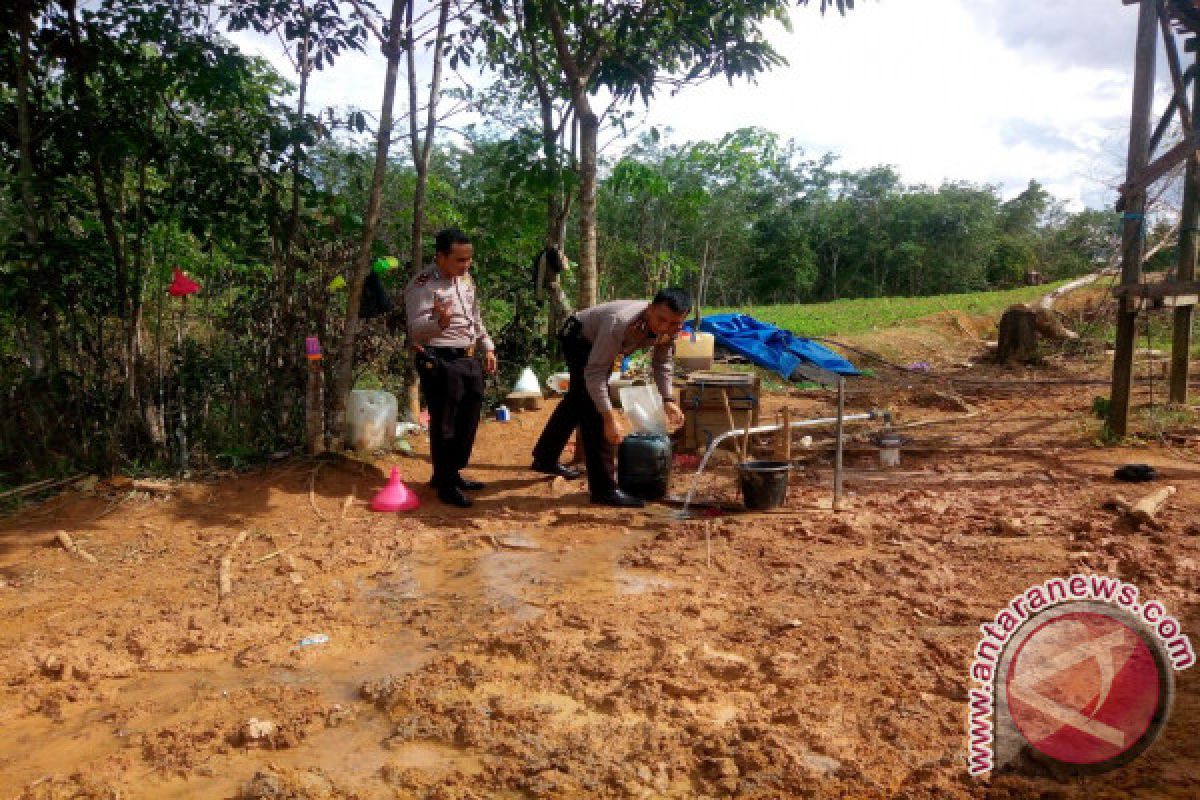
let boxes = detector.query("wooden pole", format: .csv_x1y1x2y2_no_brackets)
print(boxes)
176,295,190,475
720,389,737,458
741,408,752,464
1109,0,1159,437
305,358,326,455
1171,39,1200,404
782,407,792,464
773,410,782,459
833,377,845,510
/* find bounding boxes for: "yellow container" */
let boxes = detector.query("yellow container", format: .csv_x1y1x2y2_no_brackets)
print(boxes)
675,331,714,372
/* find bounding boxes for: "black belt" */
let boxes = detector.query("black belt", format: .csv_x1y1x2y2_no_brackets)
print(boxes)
424,346,472,360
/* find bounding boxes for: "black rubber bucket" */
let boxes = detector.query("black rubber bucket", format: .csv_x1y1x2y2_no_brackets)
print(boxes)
737,461,790,510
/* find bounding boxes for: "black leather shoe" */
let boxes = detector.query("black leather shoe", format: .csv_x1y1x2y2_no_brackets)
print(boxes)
437,486,473,508
590,489,645,508
532,461,582,480
456,476,485,491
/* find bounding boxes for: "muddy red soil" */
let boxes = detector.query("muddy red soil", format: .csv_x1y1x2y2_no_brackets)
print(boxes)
2,330,1198,799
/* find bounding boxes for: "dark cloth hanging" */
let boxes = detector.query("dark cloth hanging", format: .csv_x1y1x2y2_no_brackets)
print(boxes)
532,247,565,291
359,271,394,319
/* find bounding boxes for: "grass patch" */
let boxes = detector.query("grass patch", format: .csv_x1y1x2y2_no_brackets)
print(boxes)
707,281,1072,337
1076,313,1200,360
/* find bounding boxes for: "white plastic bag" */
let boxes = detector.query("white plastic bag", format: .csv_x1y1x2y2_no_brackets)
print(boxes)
347,390,398,452
619,384,668,436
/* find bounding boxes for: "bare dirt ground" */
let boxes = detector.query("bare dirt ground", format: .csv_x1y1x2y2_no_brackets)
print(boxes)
2,313,1199,799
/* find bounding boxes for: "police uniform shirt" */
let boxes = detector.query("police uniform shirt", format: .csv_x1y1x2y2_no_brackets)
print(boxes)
403,263,494,352
575,300,674,414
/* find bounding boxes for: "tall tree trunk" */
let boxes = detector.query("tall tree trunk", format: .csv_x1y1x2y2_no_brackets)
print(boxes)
14,5,39,249
513,0,574,336
404,0,451,419
65,0,128,470
65,2,126,305
126,161,148,414
516,0,572,253
275,8,311,438
329,0,407,449
407,0,449,269
544,0,600,309
575,105,599,308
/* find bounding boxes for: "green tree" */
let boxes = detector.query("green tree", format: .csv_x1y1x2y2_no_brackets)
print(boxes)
477,0,853,310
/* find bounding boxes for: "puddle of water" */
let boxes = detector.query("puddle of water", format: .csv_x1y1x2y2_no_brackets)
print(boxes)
136,713,401,799
477,550,545,622
361,565,421,603
1,633,434,795
290,712,398,778
9,526,676,797
0,657,256,789
390,740,484,775
494,533,541,551
615,568,673,595
1,713,127,789
364,529,677,628
289,634,432,704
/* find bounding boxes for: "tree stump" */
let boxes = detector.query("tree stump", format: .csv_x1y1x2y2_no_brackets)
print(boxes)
996,305,1038,364
1033,308,1078,341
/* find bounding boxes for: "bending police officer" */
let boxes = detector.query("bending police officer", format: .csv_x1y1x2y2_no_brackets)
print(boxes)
531,288,690,508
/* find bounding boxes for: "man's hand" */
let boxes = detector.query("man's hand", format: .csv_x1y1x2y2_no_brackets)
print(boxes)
664,399,684,431
432,295,453,329
482,350,497,374
603,410,624,445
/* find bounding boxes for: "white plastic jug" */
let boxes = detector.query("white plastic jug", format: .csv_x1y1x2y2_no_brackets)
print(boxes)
619,385,667,436
347,390,398,452
676,331,714,372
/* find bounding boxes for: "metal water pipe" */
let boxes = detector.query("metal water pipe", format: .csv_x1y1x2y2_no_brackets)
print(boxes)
677,409,886,518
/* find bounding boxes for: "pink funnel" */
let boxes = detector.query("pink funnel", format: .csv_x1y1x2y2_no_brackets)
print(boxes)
371,467,420,512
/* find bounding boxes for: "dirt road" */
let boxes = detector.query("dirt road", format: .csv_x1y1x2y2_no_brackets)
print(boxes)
2,347,1198,798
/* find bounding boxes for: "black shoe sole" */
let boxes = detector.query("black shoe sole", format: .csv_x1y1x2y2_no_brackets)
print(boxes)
590,496,645,508
531,463,582,480
430,479,485,491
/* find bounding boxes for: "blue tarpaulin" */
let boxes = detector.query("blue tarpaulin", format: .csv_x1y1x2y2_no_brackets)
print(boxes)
686,313,859,379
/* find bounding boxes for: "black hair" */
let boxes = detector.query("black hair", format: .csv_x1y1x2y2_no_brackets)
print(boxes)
652,287,693,314
434,227,471,254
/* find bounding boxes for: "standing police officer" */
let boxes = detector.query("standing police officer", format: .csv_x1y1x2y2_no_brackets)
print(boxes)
531,289,690,508
404,228,497,507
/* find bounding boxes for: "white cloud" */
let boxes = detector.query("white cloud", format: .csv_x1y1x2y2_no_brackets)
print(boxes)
641,0,1153,209
227,1,1185,211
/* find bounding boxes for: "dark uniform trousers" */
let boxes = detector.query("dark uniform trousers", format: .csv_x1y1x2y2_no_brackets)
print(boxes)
531,325,616,497
416,347,484,489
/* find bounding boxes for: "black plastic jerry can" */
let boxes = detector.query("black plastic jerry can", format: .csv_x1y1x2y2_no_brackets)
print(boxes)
618,433,672,500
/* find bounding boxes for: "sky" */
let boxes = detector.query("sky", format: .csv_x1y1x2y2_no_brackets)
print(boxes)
228,1,1180,211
